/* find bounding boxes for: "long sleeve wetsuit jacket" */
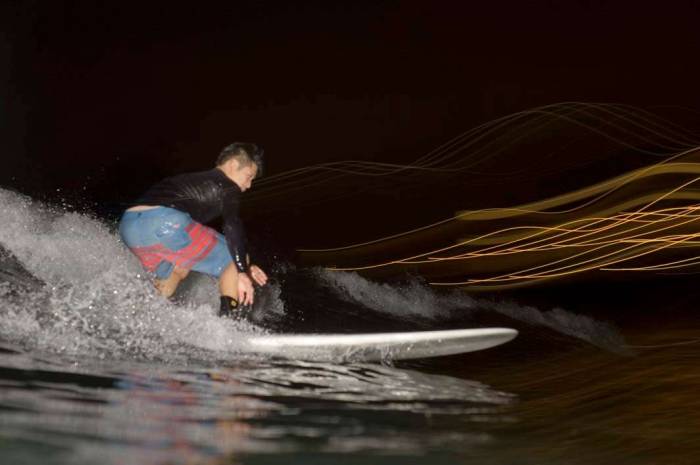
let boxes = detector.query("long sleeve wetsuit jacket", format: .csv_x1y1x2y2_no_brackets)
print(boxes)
135,168,249,273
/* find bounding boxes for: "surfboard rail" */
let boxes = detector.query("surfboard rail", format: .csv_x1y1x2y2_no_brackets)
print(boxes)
241,327,518,362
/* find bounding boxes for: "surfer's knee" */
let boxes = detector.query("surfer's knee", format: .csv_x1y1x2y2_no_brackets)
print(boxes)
155,278,177,298
155,267,188,298
172,266,190,280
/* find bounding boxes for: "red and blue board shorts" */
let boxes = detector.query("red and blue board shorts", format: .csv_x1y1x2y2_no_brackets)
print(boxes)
119,207,233,279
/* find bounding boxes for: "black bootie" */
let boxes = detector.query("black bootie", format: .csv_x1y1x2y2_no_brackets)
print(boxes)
218,296,240,318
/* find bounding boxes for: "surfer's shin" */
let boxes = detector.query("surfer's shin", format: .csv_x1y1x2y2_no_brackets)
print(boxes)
219,263,239,298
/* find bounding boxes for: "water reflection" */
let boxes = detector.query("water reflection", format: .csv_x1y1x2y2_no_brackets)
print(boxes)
0,349,513,464
3,323,700,465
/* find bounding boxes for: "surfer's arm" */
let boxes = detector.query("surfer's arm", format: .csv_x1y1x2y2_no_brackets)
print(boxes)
221,190,249,274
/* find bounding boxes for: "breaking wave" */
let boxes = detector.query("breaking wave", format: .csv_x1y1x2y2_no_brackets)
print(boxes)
0,187,624,367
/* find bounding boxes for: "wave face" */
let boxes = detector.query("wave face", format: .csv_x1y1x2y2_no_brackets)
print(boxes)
0,187,625,366
316,268,626,351
0,189,522,465
0,188,277,364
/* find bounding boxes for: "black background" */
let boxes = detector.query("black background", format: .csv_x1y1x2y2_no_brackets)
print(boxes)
2,1,700,251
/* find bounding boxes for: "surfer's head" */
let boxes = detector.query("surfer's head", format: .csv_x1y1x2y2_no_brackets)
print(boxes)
217,142,264,192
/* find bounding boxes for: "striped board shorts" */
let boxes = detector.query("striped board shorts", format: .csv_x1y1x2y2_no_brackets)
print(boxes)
119,207,233,279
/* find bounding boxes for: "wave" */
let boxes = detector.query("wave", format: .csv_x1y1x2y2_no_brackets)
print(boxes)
317,269,626,352
0,188,274,364
0,187,624,366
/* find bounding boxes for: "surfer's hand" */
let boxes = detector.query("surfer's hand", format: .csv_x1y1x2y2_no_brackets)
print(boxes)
238,273,255,305
249,265,268,286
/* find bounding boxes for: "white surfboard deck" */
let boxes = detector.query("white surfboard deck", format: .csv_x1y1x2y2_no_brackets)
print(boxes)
241,327,518,362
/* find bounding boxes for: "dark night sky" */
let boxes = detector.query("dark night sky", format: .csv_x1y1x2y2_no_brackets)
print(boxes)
2,1,700,243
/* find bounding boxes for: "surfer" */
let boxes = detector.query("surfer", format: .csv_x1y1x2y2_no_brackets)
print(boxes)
118,142,268,318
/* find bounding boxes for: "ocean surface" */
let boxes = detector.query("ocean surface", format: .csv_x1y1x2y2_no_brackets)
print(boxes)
1,187,699,465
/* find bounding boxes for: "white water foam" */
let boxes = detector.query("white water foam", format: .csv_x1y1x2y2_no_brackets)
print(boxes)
0,187,624,366
317,269,626,352
0,188,275,364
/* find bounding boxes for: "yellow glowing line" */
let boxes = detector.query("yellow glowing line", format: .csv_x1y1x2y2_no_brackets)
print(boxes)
325,216,613,271
326,205,700,272
442,227,698,290
453,194,700,248
453,161,700,221
449,242,643,283
486,231,700,282
255,103,598,195
291,103,700,288
329,177,700,271
443,227,700,284
403,216,660,263
512,233,700,279
457,207,695,257
420,209,700,264
299,158,700,254
323,220,591,271
583,102,698,150
455,210,691,252
296,102,700,252
432,232,700,286
601,251,700,271
431,227,700,288
424,179,700,283
484,199,699,255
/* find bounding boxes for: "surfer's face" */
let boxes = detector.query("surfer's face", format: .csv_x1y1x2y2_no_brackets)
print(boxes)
226,160,258,192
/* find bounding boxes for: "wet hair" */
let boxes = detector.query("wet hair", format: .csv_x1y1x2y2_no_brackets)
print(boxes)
216,142,264,176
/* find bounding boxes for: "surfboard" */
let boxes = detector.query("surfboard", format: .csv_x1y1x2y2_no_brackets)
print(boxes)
241,327,518,362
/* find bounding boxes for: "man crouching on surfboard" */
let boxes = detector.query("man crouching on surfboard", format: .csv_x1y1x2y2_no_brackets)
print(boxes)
119,142,268,318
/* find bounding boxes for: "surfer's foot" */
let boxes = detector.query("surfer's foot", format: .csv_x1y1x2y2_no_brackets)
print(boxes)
218,295,241,319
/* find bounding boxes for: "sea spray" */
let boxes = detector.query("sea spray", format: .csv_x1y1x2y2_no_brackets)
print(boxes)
316,268,626,352
0,188,273,364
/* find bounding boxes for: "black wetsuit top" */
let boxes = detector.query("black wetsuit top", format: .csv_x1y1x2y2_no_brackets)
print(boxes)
135,168,249,273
